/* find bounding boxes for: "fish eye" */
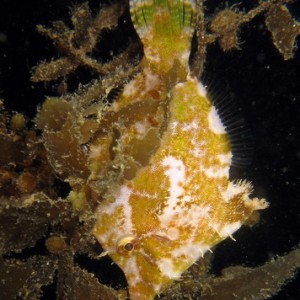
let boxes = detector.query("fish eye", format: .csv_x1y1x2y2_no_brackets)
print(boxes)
124,242,134,251
117,236,138,255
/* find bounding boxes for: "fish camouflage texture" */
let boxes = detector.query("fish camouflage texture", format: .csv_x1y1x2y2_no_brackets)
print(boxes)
93,0,269,299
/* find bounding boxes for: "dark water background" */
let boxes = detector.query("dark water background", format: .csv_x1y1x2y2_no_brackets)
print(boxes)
0,0,299,299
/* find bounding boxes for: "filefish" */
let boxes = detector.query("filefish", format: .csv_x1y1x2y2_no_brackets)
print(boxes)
93,0,268,299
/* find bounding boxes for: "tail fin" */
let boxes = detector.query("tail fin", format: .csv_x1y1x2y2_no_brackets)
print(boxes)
129,0,196,74
130,0,195,39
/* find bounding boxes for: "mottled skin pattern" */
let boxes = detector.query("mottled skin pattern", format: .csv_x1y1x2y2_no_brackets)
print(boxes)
112,0,193,111
93,1,268,299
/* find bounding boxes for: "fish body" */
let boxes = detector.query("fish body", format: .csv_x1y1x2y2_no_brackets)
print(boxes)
93,1,268,299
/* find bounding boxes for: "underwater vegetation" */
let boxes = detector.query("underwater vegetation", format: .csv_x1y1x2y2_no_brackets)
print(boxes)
0,0,300,299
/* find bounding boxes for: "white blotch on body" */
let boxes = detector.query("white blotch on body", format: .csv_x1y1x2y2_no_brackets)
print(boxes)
208,106,226,134
145,70,159,91
201,165,229,178
123,78,138,97
157,258,182,279
144,47,160,63
190,140,205,158
104,185,134,235
177,204,211,228
181,50,190,65
95,185,135,252
166,227,180,240
217,153,232,165
159,156,186,225
196,81,207,97
125,256,142,285
181,119,199,132
170,121,179,135
134,121,149,135
89,144,103,159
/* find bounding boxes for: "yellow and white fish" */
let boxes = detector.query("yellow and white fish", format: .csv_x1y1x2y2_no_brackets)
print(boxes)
93,0,268,299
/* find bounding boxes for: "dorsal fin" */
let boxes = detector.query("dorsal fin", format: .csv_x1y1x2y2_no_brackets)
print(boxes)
205,81,255,169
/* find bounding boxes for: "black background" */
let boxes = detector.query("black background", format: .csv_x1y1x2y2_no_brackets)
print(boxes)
0,0,299,299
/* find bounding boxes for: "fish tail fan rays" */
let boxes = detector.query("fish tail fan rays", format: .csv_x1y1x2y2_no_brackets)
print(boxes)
129,0,196,73
129,0,196,37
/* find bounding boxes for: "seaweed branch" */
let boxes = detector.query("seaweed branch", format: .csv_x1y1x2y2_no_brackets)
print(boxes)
31,1,131,82
191,0,300,77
